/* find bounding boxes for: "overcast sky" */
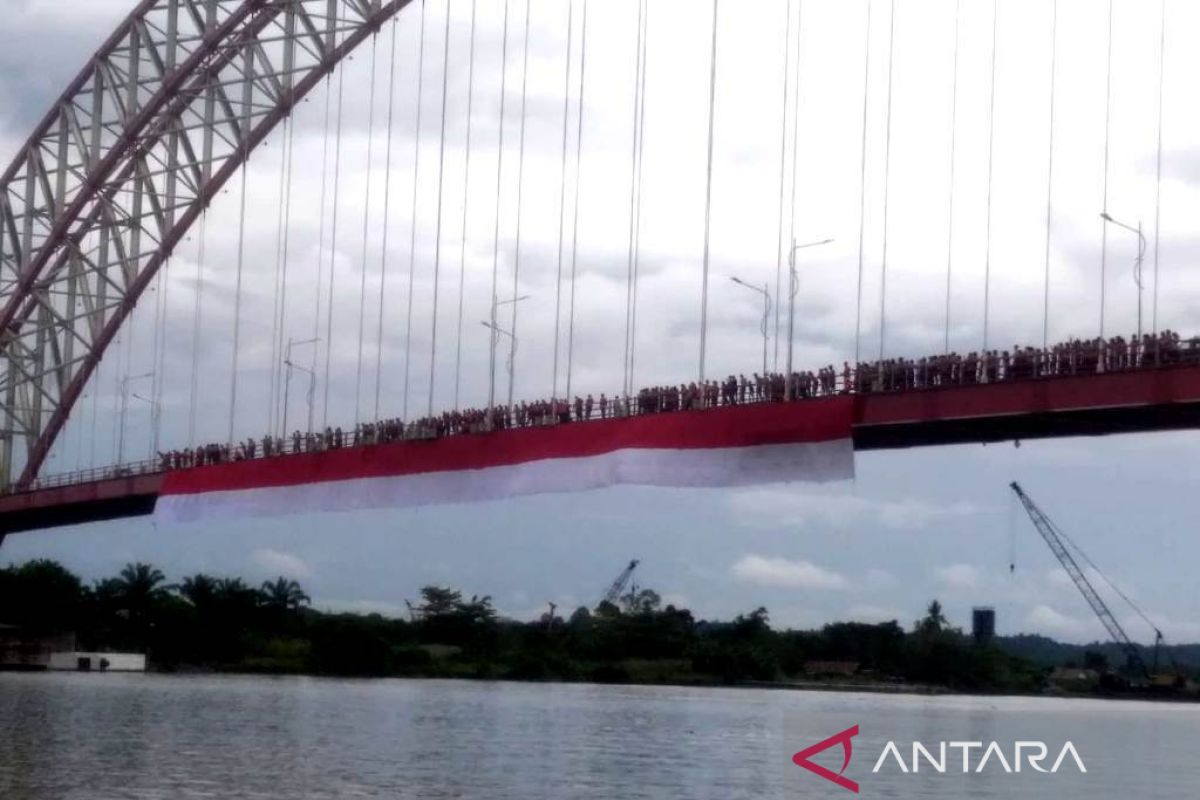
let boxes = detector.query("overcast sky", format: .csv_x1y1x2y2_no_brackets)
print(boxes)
3,0,1200,645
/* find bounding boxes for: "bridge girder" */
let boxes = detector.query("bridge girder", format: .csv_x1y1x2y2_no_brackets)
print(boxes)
0,0,413,489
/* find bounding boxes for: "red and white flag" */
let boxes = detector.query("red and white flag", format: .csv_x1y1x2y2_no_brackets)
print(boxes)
154,397,854,523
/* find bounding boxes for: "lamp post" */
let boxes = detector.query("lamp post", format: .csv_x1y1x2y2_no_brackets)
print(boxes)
730,277,771,376
117,371,153,465
130,392,161,461
282,337,320,438
785,238,834,399
488,294,530,415
1100,212,1146,342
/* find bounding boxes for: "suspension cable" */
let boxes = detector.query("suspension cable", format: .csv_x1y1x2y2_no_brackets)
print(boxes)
552,0,575,402
773,0,794,372
189,214,207,444
403,0,428,420
853,0,873,366
628,0,649,396
878,0,896,361
565,0,588,401
943,0,960,354
622,0,646,397
1042,0,1058,350
489,0,512,413
312,76,333,426
508,0,532,411
786,0,803,347
276,110,297,438
697,0,720,390
228,114,251,446
322,57,347,430
375,19,400,422
455,0,479,410
428,0,453,417
1099,0,1113,339
1152,0,1165,336
268,119,289,438
982,0,998,353
354,35,380,428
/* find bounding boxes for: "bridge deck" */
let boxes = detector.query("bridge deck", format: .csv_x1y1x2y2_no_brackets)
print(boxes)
4,363,1200,537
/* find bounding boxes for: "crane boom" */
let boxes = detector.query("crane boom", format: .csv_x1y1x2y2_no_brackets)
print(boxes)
601,560,639,607
1009,482,1149,678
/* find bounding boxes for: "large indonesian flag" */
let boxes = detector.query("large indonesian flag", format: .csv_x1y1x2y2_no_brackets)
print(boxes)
154,397,854,523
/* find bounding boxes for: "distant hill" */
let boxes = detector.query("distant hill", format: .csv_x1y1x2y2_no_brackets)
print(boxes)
996,634,1200,672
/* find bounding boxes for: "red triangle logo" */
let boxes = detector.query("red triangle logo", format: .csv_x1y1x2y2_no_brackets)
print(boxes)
792,724,860,794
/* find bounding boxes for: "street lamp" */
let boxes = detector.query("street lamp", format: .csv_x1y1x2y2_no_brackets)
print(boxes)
730,277,771,376
1100,212,1146,342
117,371,154,465
130,392,161,461
785,238,834,399
282,337,320,438
488,294,530,414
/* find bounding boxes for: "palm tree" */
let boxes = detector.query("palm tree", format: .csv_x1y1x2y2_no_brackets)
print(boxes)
114,562,167,616
177,574,218,610
261,577,310,612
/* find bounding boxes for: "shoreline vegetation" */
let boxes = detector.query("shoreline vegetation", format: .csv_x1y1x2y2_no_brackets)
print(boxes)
2,559,1196,699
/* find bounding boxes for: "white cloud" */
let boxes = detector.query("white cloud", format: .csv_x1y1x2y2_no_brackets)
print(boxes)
249,548,313,579
729,486,979,533
934,563,981,590
731,554,848,590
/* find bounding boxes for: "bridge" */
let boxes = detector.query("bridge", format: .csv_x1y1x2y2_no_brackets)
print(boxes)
0,0,1188,542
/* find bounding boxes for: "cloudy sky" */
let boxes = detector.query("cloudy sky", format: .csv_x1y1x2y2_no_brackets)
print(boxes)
3,0,1200,644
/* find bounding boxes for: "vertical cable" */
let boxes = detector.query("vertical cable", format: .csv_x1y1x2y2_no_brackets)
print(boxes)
622,0,645,396
403,1,428,420
697,0,720,390
853,0,873,366
982,0,998,352
188,214,206,444
268,120,290,437
275,112,297,437
228,165,249,446
428,0,453,417
943,0,960,354
1152,0,1165,335
488,0,512,412
565,0,588,400
507,0,532,411
1042,0,1058,350
355,36,380,428
628,1,649,395
878,0,896,361
773,0,794,372
312,77,333,424
1099,0,1114,338
454,0,478,410
786,0,803,330
322,60,347,429
374,20,400,422
552,0,574,402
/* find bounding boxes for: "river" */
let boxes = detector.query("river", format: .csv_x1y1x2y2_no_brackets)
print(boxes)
1,672,1196,798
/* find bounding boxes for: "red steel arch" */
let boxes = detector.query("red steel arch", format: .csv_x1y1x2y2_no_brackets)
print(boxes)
0,0,414,489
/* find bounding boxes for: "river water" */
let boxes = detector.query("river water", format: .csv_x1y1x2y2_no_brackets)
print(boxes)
0,672,1196,799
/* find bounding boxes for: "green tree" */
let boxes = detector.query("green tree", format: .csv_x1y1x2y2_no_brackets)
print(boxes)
113,563,168,617
418,585,463,617
261,577,310,612
915,600,948,636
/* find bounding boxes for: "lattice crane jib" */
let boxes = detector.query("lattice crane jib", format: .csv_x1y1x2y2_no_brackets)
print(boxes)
0,0,414,490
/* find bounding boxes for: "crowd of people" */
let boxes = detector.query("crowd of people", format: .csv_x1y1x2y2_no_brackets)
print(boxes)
159,329,1198,472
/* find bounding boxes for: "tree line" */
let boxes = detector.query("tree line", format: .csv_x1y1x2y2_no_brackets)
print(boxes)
1,558,1045,690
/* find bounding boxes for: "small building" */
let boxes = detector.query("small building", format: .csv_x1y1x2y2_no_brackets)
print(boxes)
47,652,146,672
0,625,76,670
972,607,996,645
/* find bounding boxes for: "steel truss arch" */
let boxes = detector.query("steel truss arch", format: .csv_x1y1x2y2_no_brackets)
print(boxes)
0,0,414,489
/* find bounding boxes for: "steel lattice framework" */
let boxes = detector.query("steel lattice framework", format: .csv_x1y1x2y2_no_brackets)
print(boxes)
0,0,412,489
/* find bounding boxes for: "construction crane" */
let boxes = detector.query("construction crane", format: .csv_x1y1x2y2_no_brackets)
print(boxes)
1010,482,1163,680
600,560,639,608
